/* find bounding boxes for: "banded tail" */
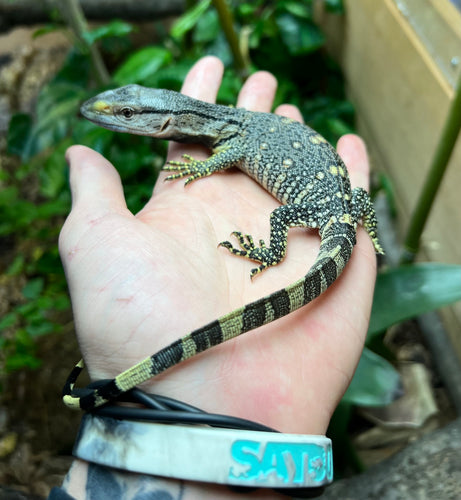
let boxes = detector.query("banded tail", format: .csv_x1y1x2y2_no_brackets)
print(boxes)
63,222,355,410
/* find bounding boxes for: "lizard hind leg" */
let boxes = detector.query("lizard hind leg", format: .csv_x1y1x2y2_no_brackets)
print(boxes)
219,203,320,279
351,187,384,254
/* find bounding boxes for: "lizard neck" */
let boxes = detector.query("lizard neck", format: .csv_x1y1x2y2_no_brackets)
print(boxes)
152,89,245,147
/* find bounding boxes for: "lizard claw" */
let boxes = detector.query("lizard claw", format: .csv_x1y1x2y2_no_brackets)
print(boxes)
163,155,204,185
231,231,256,252
218,231,272,279
219,231,260,256
250,264,268,279
218,239,247,257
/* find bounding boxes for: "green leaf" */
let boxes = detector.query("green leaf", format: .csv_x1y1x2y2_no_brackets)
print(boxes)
82,20,134,46
35,249,64,275
283,2,312,20
217,70,243,104
22,278,45,300
52,49,91,87
303,96,354,123
39,139,72,198
249,10,279,50
322,117,354,142
170,0,211,40
33,24,62,38
54,294,71,311
26,320,56,338
0,188,38,236
193,8,220,43
109,142,152,178
377,172,397,218
325,0,345,14
35,194,70,219
5,329,42,372
237,4,258,18
342,348,401,406
204,32,233,67
73,119,115,153
327,401,364,473
113,46,172,86
6,255,25,276
142,60,195,90
328,400,353,440
21,82,85,160
7,113,32,157
275,13,325,55
369,263,461,337
16,302,36,317
36,81,84,119
6,353,42,371
0,312,18,331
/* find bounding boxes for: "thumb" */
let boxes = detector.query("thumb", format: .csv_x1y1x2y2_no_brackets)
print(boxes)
59,146,130,262
65,145,127,214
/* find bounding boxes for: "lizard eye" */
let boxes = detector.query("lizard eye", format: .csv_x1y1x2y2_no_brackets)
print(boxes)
119,107,135,119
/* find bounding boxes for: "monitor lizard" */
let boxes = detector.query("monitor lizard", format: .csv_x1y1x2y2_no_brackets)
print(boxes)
63,83,383,410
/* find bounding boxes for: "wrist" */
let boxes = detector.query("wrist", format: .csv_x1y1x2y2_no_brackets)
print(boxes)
62,460,287,500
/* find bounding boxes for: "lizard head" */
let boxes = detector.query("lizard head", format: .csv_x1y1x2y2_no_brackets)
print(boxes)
80,84,181,138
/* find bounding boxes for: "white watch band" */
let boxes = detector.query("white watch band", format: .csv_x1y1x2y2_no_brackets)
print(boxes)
74,413,333,492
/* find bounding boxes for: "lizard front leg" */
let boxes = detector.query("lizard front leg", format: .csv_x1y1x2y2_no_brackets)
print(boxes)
163,146,243,186
219,203,320,278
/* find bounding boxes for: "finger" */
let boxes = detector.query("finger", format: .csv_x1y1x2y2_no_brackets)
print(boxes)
65,145,127,214
274,103,304,123
336,134,377,259
336,134,370,191
236,71,277,112
180,55,224,102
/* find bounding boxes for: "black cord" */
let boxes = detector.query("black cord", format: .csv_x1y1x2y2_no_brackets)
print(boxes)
86,382,277,432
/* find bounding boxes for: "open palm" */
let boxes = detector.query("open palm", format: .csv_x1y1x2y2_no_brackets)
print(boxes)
59,56,377,435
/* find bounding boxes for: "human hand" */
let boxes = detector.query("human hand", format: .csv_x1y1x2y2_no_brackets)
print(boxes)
59,56,376,437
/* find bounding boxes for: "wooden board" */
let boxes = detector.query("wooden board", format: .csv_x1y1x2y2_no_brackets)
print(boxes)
317,0,461,355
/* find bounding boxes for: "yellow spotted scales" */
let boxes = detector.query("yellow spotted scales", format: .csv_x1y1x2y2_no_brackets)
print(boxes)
63,84,383,410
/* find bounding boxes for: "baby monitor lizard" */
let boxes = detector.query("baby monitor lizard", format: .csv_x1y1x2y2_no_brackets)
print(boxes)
63,84,383,410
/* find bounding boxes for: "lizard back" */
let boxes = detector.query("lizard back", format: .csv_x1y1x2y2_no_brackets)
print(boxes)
229,110,352,228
